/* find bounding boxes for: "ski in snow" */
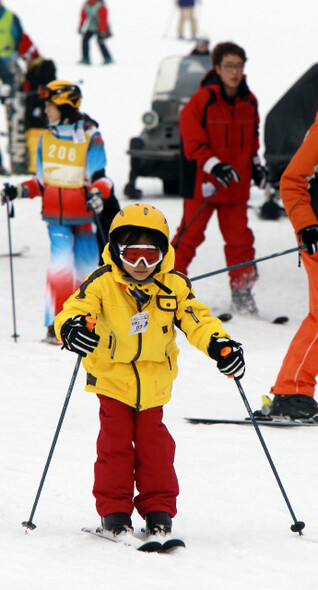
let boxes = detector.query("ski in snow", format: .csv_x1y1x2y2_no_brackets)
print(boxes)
185,417,318,427
217,313,289,324
82,527,185,553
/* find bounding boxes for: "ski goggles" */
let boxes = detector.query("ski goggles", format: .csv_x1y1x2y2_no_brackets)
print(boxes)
37,84,79,101
118,244,163,268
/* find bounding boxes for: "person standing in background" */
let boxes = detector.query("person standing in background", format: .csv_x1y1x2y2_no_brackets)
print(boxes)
0,1,24,174
176,0,197,40
18,33,57,173
172,42,267,314
79,0,112,65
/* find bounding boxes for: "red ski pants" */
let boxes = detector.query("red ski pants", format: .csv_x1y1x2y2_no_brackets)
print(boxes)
271,250,318,397
93,396,179,518
172,199,257,289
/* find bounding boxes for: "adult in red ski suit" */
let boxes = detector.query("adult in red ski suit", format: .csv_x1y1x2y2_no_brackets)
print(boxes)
172,42,266,314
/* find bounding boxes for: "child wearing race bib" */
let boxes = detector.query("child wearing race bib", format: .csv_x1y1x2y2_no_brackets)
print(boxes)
1,80,120,343
54,203,245,538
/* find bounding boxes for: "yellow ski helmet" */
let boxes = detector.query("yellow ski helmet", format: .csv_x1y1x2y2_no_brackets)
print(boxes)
109,204,170,268
38,80,82,109
109,203,169,241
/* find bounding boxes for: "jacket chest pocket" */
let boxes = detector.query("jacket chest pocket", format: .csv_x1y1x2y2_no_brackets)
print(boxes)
156,295,177,312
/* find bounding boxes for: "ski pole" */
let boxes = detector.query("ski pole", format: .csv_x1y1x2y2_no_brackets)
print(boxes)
190,246,302,283
173,184,221,249
5,196,19,341
233,377,305,535
21,316,97,531
85,193,108,248
92,209,107,248
162,5,176,38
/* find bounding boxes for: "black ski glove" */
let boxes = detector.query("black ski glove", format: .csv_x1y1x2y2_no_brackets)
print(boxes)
60,315,100,357
1,183,26,205
211,163,240,188
208,336,245,379
251,156,267,189
86,189,104,214
299,225,318,255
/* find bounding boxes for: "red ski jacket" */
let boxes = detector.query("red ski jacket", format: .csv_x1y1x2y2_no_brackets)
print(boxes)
179,70,260,203
79,1,108,34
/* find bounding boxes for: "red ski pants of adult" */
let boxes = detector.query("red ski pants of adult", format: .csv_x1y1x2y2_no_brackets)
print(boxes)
93,395,179,518
271,250,318,398
172,199,257,289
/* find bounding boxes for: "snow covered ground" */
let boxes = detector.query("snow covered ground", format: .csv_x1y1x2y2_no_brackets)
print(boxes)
1,1,318,588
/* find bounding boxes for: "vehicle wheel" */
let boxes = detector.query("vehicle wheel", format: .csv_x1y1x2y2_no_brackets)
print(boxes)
163,179,179,195
124,182,142,200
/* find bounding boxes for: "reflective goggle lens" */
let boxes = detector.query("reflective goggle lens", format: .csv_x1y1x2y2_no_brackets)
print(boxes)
119,244,163,268
37,85,51,100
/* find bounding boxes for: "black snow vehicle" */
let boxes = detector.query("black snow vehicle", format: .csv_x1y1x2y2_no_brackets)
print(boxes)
261,64,318,219
124,54,211,199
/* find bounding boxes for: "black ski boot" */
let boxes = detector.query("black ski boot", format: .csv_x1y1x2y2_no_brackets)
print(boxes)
101,512,133,536
271,394,318,420
145,511,172,536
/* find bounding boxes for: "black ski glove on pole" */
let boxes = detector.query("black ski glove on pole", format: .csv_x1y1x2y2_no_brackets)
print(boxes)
208,336,245,379
86,189,105,214
211,163,240,188
299,225,318,255
60,315,100,357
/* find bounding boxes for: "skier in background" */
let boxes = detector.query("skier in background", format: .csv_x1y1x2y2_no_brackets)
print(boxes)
79,0,112,65
1,80,120,342
18,33,57,173
176,0,197,40
0,1,24,174
54,203,245,539
189,33,210,56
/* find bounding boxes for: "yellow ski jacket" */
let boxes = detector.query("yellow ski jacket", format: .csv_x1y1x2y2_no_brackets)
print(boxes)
55,244,230,411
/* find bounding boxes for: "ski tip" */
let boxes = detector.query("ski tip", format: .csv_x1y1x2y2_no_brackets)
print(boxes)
162,538,186,552
272,316,289,324
138,541,163,552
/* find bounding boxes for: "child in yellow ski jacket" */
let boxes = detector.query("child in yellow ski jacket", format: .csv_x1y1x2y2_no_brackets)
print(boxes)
54,203,245,539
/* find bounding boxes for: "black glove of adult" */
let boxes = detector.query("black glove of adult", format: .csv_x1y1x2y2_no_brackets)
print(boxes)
299,225,318,255
60,315,100,357
86,189,104,214
208,336,245,379
211,163,240,188
251,156,267,189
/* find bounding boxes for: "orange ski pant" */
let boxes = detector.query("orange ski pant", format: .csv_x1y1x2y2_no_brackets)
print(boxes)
270,250,318,398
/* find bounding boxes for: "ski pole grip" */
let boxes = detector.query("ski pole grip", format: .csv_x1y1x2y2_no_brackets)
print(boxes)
220,346,234,378
85,316,97,332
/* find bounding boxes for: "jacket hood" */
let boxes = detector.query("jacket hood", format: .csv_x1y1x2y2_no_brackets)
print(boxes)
101,242,176,294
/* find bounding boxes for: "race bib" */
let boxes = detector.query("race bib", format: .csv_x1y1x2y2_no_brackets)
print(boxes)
129,311,149,335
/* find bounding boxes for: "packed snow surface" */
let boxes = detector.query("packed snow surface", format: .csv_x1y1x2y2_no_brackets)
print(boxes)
1,1,318,588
